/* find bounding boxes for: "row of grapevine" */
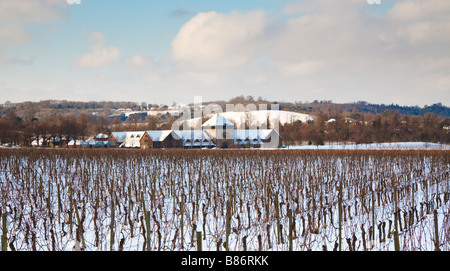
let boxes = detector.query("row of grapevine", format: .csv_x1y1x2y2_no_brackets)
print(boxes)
0,148,448,251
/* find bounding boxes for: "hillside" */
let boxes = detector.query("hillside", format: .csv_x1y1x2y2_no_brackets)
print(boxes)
178,110,314,129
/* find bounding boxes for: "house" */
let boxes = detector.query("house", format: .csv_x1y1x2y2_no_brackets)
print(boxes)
31,137,44,147
146,130,182,148
108,132,128,147
109,130,215,149
202,114,235,148
60,136,72,148
106,114,282,149
172,130,215,148
119,131,146,148
31,135,62,148
95,133,110,141
234,129,282,148
68,139,88,148
108,131,153,149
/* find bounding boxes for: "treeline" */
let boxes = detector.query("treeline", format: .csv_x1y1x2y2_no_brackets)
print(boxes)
2,98,449,120
279,100,450,118
0,108,178,146
0,100,171,121
0,110,105,146
280,110,450,145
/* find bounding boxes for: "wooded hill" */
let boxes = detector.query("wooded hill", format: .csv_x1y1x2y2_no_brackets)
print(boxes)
1,98,449,120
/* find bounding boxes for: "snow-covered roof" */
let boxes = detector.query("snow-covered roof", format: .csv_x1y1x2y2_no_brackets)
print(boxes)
120,131,145,148
146,130,173,142
31,138,44,146
87,138,97,145
202,114,235,127
111,132,127,143
234,129,280,145
172,130,214,147
95,133,109,139
68,140,88,146
172,130,212,141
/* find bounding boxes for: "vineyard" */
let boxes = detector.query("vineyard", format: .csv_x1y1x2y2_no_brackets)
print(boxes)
0,148,449,251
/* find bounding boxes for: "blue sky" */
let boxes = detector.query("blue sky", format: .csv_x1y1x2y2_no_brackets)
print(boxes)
0,0,449,106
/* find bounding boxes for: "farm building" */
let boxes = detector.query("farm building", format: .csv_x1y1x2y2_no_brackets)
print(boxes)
68,139,88,148
95,133,110,141
119,131,147,148
172,130,215,148
202,114,235,148
108,130,215,149
234,129,282,148
146,130,182,148
105,115,281,149
108,132,128,146
31,135,70,148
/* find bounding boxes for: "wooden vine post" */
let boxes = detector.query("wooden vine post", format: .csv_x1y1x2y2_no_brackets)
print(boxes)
1,213,7,251
393,184,400,251
197,231,202,251
433,210,440,251
225,200,231,251
338,181,343,251
288,209,293,251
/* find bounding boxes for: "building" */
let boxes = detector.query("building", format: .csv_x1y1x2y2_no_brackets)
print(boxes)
202,114,235,148
234,129,282,148
172,130,215,148
108,132,128,146
146,130,182,148
106,114,281,149
119,131,147,148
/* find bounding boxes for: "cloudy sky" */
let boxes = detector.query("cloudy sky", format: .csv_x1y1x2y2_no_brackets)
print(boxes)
0,0,449,106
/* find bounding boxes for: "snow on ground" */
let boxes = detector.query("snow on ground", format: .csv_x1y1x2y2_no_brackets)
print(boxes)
284,142,450,150
1,145,448,251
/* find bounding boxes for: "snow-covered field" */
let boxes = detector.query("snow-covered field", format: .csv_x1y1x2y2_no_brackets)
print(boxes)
285,142,450,150
0,148,449,251
179,110,313,129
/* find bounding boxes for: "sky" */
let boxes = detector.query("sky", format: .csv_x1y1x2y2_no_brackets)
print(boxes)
0,0,449,107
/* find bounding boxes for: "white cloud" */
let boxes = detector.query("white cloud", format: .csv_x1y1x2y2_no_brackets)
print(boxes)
3,0,449,106
395,19,450,45
0,0,67,65
73,45,120,69
166,0,450,105
0,25,29,49
0,0,66,23
171,10,268,70
388,0,450,21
